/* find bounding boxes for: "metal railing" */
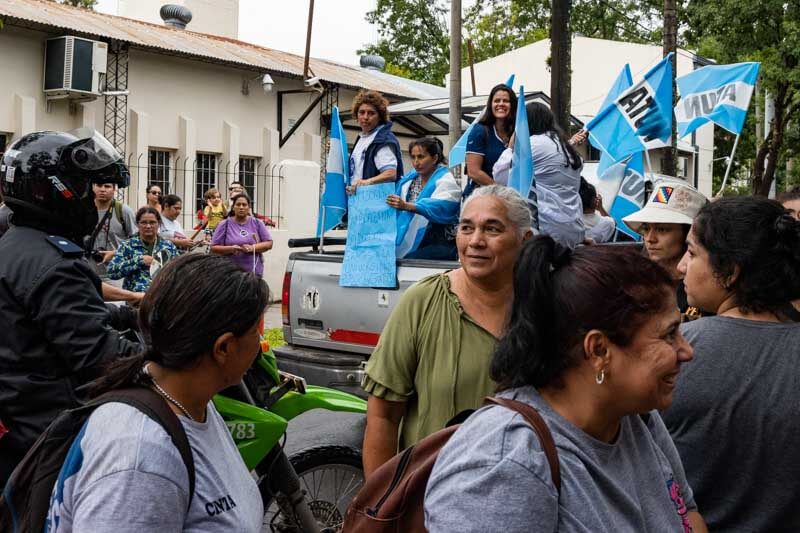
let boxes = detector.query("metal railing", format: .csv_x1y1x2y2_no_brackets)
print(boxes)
121,154,286,232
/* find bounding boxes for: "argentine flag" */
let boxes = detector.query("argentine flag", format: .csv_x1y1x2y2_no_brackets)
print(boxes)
507,85,538,229
675,62,760,138
316,106,349,236
587,53,674,165
449,74,515,168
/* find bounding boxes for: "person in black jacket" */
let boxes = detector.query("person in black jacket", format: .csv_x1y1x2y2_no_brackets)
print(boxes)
0,129,141,485
346,89,404,195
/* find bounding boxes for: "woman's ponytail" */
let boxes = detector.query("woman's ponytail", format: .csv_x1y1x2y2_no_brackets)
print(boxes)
88,350,153,398
491,236,571,389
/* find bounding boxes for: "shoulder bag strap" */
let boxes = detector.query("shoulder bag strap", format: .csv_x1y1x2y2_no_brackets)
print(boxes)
484,396,561,494
94,388,196,507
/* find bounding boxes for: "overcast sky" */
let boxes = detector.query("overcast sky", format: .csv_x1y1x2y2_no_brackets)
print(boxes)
94,0,381,66
238,0,378,66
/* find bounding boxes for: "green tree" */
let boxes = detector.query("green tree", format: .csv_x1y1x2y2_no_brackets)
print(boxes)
685,0,800,195
464,0,662,63
358,0,451,86
359,0,665,87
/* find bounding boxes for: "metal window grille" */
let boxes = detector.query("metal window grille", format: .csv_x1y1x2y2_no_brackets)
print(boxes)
239,157,257,201
148,150,172,194
196,153,217,213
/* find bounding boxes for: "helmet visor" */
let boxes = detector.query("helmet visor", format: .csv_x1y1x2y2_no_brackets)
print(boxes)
67,128,124,171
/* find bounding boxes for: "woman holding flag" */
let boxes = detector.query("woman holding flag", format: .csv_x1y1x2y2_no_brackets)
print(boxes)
494,102,585,248
386,138,460,260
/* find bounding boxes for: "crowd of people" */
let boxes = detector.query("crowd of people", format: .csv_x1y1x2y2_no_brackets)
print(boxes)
0,90,799,532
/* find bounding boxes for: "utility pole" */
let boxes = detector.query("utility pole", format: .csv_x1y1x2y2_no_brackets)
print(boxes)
550,0,572,132
662,0,678,176
303,0,315,80
449,0,462,173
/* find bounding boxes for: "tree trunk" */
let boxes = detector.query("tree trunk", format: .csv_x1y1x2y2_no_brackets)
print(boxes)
662,0,678,176
550,0,572,132
753,84,789,196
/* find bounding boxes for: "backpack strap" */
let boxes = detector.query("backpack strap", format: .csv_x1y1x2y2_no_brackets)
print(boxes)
484,396,561,494
112,199,131,237
92,388,196,507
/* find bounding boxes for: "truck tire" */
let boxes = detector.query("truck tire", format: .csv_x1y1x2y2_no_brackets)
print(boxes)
261,445,364,532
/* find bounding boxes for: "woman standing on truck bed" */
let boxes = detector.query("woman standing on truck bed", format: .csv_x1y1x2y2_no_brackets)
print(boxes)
361,185,533,477
346,90,404,195
387,137,460,260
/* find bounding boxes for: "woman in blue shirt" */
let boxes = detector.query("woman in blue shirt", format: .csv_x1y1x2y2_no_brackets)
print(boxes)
464,84,517,196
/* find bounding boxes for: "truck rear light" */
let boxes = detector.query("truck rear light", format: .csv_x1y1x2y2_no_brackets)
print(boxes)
329,329,381,347
281,271,291,326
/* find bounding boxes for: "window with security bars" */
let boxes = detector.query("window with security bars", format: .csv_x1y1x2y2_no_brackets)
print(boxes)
239,157,257,202
148,149,172,195
195,153,217,213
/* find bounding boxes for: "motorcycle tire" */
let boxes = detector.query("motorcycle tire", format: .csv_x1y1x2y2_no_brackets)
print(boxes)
260,445,364,533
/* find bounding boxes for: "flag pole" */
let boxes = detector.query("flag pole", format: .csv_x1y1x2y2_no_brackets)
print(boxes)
644,149,655,178
318,206,326,253
716,133,740,198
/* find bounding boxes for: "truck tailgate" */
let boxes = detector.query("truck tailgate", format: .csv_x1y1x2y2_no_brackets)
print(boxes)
283,252,456,355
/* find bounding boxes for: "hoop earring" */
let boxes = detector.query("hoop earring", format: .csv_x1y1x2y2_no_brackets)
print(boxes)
595,368,606,385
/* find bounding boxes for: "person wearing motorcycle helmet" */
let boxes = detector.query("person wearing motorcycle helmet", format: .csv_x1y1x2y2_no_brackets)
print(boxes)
0,129,141,485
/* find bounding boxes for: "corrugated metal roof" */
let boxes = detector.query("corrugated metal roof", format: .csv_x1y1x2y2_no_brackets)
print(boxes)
0,0,442,99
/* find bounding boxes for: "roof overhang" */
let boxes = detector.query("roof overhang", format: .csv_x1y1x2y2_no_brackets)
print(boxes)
338,92,585,137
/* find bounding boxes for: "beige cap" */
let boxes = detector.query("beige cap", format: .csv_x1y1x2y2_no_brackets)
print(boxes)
623,179,708,234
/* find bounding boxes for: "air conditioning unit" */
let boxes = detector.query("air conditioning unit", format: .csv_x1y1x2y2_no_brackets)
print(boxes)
43,36,108,99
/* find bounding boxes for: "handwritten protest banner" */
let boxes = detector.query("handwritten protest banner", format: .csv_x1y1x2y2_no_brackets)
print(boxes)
340,182,397,288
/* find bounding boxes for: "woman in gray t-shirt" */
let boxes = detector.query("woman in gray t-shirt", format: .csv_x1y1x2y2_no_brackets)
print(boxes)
46,254,270,532
425,236,708,532
663,196,800,532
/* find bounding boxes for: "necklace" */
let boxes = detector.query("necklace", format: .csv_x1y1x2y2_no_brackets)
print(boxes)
144,363,195,421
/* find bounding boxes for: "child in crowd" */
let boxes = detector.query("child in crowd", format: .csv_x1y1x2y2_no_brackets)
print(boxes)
203,188,227,234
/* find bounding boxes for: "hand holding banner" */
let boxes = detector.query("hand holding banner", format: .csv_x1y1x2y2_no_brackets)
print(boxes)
340,183,397,288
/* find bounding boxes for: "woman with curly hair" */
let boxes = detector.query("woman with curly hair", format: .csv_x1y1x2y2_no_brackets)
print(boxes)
346,89,404,195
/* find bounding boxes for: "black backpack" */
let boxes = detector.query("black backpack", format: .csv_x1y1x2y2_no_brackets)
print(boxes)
0,387,195,533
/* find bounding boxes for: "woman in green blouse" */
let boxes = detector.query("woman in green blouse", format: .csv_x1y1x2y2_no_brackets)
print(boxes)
362,185,533,476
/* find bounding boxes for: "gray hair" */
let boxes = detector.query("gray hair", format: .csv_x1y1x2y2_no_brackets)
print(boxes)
462,185,533,239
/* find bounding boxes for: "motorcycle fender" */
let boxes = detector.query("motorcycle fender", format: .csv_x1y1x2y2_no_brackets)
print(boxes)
213,395,288,471
269,385,367,421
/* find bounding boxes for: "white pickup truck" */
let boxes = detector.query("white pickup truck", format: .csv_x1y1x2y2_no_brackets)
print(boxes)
274,237,457,398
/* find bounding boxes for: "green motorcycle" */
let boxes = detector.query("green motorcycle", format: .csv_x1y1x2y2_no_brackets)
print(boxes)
214,340,366,532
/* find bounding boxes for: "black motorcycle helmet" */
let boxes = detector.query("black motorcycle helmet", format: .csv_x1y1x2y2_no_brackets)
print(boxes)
1,128,130,243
